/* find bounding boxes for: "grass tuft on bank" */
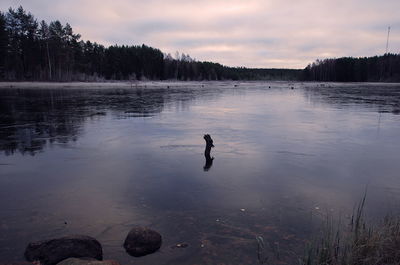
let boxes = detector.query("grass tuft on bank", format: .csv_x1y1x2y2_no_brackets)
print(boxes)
302,194,400,265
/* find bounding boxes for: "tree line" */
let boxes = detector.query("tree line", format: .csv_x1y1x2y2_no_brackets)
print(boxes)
1,6,398,82
302,54,400,82
0,6,300,81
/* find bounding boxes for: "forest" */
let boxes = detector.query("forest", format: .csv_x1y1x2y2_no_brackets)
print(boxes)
0,6,300,81
0,6,399,82
302,54,400,82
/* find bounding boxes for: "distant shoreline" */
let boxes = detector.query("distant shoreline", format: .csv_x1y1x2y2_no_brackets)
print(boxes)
0,81,400,89
0,81,215,89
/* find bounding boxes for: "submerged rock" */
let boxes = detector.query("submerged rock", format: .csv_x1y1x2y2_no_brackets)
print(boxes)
56,258,120,265
24,235,103,265
123,227,162,257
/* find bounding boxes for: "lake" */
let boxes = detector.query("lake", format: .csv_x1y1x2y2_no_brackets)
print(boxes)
0,81,400,264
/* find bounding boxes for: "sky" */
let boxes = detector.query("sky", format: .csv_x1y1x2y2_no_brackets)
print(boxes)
1,0,399,69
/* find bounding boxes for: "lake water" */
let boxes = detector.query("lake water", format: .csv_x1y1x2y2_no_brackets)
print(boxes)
1,82,400,264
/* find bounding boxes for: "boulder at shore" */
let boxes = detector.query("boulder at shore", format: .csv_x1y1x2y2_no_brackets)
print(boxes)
24,235,103,265
56,258,120,265
123,227,162,257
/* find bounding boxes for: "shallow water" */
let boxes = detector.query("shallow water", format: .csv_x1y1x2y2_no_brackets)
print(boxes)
0,82,400,264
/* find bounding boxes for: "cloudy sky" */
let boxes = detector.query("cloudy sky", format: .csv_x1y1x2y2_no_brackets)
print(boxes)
1,0,399,68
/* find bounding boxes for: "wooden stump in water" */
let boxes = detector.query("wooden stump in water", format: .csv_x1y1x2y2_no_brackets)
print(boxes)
203,134,214,171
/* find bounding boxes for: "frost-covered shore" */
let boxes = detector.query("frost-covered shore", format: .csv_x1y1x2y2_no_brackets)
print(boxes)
0,81,399,90
0,81,207,89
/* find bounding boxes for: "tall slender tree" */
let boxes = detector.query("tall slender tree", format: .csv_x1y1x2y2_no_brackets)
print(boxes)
0,12,8,78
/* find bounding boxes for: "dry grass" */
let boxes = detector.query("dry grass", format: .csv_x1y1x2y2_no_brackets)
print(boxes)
301,194,400,265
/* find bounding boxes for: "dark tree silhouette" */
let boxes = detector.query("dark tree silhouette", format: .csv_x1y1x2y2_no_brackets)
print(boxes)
302,54,400,82
0,6,301,82
0,12,8,78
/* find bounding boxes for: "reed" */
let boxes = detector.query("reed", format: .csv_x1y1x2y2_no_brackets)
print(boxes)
301,193,400,265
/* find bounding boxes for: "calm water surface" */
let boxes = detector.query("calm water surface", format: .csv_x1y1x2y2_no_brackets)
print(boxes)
0,82,400,264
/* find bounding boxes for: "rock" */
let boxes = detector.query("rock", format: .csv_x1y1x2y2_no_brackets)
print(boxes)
24,235,103,265
56,258,120,265
123,227,162,257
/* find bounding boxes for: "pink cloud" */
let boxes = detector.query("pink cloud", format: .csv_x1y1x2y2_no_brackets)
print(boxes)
1,0,399,68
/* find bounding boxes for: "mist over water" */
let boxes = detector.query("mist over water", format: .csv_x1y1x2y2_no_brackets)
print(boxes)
1,82,400,264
